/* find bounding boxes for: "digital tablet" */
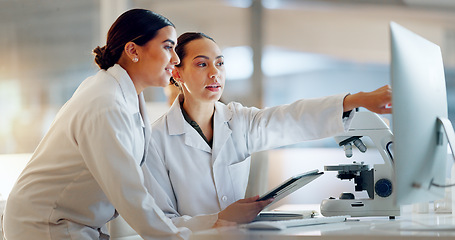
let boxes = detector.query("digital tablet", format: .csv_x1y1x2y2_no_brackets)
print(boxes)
257,169,323,208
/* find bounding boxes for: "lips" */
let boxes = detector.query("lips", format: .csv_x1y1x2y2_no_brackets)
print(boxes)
206,84,221,92
165,67,173,75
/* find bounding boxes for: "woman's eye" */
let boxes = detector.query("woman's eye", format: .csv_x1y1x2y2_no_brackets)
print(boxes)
217,61,224,66
197,62,207,67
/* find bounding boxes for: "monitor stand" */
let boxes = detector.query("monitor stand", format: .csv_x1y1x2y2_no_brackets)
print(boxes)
437,117,455,162
432,117,455,188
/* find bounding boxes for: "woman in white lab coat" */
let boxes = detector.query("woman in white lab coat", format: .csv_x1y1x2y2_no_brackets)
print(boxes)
3,9,191,240
145,32,392,230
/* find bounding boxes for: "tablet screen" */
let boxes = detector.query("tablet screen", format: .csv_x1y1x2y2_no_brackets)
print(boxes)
257,169,323,208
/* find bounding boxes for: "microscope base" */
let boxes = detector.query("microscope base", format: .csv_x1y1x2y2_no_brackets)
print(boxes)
320,199,400,217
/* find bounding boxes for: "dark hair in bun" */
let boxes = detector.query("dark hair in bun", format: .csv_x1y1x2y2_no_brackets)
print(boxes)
93,9,175,70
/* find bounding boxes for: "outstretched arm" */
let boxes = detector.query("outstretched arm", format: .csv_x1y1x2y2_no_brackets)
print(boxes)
343,85,392,114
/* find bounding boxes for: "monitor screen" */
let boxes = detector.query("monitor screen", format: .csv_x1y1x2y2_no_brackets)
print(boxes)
391,21,449,205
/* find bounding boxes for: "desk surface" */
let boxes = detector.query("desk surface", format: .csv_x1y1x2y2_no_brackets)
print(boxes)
191,204,455,240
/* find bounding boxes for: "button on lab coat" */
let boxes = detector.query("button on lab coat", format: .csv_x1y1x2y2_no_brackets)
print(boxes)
3,64,189,240
146,94,353,231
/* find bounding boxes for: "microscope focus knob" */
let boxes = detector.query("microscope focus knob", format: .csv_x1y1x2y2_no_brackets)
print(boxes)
375,178,393,198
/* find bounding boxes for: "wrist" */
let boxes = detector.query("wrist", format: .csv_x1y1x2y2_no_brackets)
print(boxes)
343,92,364,112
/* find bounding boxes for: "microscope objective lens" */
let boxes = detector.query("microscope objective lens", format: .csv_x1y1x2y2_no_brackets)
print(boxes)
353,139,367,153
344,143,353,158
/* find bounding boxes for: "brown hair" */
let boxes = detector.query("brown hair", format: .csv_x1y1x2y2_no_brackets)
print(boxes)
93,9,175,70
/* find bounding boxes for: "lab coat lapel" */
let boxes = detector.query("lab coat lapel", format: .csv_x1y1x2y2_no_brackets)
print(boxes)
211,102,233,162
167,96,212,153
138,93,150,166
183,127,211,153
107,65,148,165
107,64,138,115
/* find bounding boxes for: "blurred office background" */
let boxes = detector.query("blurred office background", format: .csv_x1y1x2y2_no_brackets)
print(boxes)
1,0,455,205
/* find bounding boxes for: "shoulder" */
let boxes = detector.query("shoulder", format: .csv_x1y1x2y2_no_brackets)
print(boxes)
73,70,122,106
66,70,139,125
214,101,262,126
216,101,244,116
222,101,261,116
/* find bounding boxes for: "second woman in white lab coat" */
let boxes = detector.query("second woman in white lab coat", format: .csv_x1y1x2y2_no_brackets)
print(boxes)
145,32,392,231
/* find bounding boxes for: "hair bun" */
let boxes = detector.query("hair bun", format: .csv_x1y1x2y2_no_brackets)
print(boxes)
93,46,115,70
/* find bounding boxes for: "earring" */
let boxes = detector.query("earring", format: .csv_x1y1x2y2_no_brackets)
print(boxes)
132,57,139,63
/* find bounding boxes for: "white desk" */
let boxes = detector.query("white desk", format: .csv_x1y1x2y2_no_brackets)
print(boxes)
191,204,455,240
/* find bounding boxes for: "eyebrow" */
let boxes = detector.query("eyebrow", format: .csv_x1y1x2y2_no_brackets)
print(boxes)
193,55,224,60
163,39,175,45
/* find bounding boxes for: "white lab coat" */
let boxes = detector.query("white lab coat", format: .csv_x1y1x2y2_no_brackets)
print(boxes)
146,93,353,231
3,64,190,240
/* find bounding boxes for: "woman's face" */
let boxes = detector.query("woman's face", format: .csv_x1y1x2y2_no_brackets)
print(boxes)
135,26,179,89
176,38,225,103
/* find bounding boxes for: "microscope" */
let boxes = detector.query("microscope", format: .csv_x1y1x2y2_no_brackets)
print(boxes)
320,111,400,218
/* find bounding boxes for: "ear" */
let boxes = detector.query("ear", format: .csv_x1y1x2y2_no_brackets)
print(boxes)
124,42,139,61
172,69,182,82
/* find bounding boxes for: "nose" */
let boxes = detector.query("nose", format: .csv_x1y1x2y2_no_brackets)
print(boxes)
209,66,220,80
210,73,220,83
171,50,180,66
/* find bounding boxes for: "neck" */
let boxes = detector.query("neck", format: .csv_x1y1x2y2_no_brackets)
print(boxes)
182,96,215,126
118,60,143,95
181,95,215,143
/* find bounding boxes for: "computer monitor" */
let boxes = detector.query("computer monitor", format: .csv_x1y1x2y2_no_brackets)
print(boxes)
391,21,455,205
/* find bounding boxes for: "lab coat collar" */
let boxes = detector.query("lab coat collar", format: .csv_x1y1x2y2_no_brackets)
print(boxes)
167,95,234,129
167,94,186,135
166,95,233,156
167,95,212,153
106,64,139,115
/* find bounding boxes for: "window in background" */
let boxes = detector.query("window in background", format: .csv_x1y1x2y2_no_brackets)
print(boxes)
0,1,99,154
0,80,21,153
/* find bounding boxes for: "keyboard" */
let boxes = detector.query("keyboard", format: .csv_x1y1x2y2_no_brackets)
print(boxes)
242,215,349,230
253,210,315,221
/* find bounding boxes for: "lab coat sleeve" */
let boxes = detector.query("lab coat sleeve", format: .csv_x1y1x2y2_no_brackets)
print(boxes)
77,106,191,240
144,139,219,232
234,93,352,153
